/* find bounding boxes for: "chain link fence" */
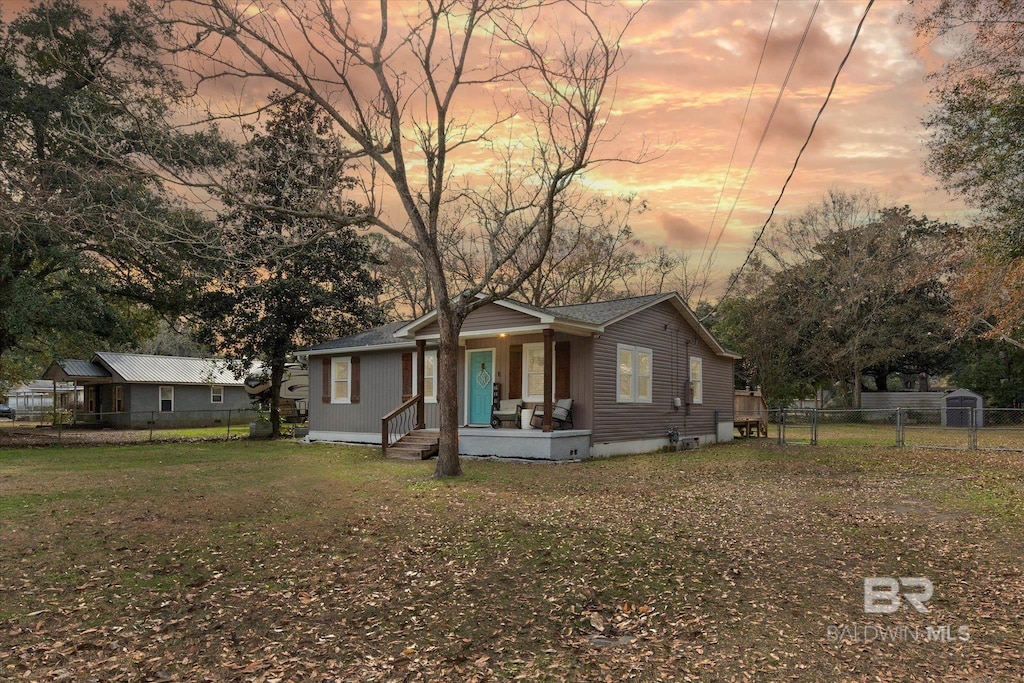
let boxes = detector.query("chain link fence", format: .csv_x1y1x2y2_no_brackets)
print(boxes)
734,407,1024,451
0,408,293,447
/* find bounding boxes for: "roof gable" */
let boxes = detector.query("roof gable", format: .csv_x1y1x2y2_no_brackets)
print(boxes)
43,359,111,381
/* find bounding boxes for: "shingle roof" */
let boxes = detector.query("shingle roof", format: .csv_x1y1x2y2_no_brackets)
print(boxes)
307,321,413,352
93,352,246,385
545,293,667,325
310,293,737,359
54,359,111,379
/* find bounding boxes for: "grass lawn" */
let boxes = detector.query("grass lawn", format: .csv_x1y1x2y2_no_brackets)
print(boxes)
1,441,1022,681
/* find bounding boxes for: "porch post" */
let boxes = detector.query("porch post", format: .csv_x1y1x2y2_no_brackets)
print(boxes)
543,329,554,432
415,339,426,430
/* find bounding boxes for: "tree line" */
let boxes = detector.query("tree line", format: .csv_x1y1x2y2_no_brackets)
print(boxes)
2,0,1023,470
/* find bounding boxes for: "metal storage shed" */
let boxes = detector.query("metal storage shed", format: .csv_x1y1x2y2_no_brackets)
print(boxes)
941,388,983,428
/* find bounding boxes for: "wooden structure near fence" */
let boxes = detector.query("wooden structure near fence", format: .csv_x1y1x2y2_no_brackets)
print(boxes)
734,388,768,437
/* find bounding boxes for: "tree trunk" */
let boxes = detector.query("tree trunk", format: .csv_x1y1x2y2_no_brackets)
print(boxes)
269,357,285,438
433,306,463,478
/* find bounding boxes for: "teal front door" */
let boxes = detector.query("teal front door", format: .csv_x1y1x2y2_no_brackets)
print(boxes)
468,350,494,425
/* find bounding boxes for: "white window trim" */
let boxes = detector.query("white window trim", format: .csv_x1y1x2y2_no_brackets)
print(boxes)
210,385,224,404
617,344,635,403
522,342,556,403
617,344,653,403
690,356,704,405
412,350,439,403
636,348,653,404
159,386,174,412
420,350,438,403
332,356,352,404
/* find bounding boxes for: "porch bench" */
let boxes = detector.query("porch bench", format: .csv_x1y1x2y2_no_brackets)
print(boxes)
491,399,523,429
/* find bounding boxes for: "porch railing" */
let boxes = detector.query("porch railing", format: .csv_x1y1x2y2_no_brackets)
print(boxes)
381,394,421,458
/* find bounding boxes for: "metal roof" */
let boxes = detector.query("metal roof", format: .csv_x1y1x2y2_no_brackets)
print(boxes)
7,379,79,393
93,352,247,385
54,359,111,379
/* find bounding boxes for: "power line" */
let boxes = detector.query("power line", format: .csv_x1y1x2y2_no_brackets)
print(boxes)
694,0,780,285
712,0,876,314
695,0,821,304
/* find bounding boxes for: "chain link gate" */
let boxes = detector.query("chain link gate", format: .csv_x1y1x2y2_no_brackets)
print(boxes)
768,405,1024,451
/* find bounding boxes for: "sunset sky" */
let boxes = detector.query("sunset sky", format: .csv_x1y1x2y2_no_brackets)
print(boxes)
9,0,966,295
576,0,966,292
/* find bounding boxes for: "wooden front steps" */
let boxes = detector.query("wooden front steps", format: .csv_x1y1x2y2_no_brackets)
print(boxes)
386,429,439,460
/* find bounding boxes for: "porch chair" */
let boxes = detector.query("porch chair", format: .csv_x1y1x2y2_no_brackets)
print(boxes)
530,398,574,430
491,399,523,429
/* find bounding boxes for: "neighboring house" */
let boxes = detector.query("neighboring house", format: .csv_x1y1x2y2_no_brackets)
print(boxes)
42,352,255,428
2,380,82,420
305,292,739,460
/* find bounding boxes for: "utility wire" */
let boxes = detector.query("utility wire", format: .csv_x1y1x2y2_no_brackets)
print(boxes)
694,0,780,288
711,0,876,314
695,0,821,305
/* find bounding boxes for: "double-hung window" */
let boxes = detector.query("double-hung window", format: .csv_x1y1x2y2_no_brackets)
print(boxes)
689,357,703,404
617,344,653,403
332,357,351,403
422,350,437,403
211,385,224,404
522,343,555,402
159,386,174,412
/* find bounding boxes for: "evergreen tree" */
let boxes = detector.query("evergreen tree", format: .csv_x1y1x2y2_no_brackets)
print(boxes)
197,92,384,437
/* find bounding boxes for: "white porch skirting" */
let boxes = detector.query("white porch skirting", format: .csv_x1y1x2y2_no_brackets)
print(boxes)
458,428,592,460
308,427,729,459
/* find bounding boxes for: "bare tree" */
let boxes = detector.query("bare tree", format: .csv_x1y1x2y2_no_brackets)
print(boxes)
365,233,436,320
164,0,643,476
498,193,645,307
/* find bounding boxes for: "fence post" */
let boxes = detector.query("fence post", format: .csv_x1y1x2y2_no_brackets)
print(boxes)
150,411,154,442
778,408,786,445
969,406,978,450
811,409,818,445
895,407,903,447
226,409,232,441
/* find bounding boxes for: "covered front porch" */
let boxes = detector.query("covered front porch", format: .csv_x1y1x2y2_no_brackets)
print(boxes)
383,311,595,459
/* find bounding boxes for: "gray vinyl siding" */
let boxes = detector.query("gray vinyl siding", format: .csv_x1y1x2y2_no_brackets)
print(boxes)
309,333,592,433
310,350,441,434
592,300,734,444
417,302,540,336
95,383,253,428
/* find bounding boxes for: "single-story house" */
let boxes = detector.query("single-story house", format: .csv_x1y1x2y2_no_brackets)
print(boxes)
304,292,740,460
42,352,256,428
